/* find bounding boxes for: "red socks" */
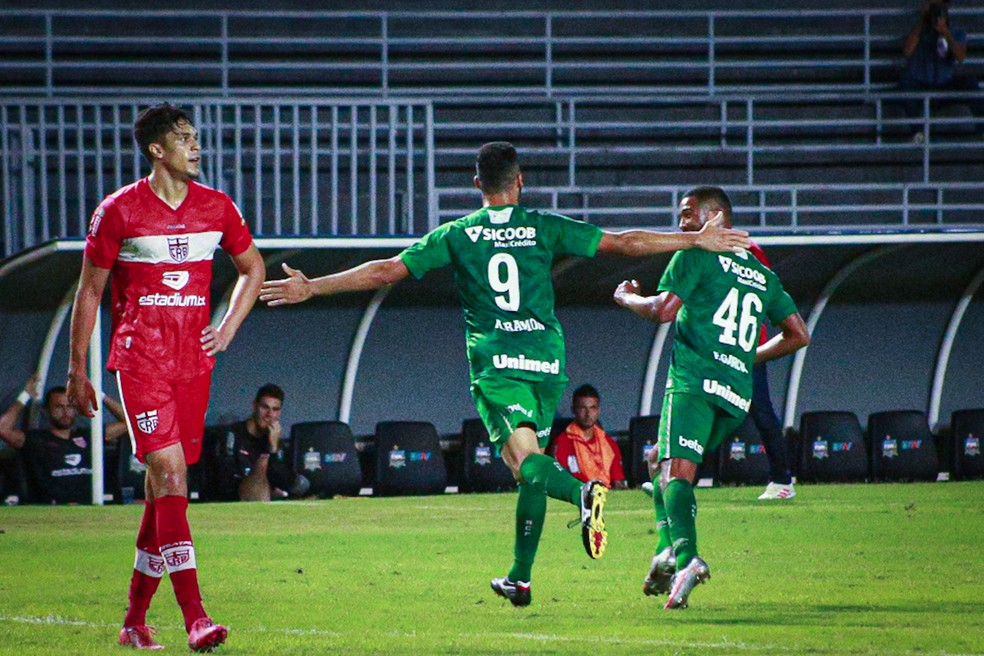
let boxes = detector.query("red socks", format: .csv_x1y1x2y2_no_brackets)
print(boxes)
155,495,207,632
122,500,164,628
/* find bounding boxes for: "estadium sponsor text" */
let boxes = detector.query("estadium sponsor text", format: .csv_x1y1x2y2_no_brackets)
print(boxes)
138,292,207,307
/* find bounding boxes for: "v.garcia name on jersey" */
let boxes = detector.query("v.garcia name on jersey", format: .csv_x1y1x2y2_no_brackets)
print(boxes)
465,225,537,248
713,350,749,373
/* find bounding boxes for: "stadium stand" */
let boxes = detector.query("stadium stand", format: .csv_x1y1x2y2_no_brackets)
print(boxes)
1,4,983,499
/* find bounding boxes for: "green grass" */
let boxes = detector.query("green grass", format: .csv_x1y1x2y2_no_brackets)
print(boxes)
1,482,983,655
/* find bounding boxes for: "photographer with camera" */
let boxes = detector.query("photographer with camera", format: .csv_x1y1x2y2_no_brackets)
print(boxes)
899,0,982,143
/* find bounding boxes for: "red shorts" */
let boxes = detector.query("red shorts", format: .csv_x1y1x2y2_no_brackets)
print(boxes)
116,369,212,464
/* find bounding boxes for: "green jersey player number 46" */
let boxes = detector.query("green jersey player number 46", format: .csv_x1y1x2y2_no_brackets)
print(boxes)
615,185,810,611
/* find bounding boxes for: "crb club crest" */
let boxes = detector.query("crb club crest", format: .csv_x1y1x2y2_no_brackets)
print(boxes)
147,555,166,575
165,548,192,568
167,236,189,262
136,410,159,434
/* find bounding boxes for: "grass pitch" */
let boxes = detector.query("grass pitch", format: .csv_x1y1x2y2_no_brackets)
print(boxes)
1,482,982,655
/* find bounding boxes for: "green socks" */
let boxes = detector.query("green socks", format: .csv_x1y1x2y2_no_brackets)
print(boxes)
664,478,699,569
508,481,546,583
518,453,583,506
507,454,586,583
653,482,673,555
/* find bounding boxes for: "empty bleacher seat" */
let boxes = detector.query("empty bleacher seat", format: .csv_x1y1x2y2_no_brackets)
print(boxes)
460,418,515,493
374,421,447,497
200,425,240,502
291,421,362,498
116,436,147,504
628,415,660,487
868,411,939,482
717,416,769,486
798,411,869,483
950,409,984,480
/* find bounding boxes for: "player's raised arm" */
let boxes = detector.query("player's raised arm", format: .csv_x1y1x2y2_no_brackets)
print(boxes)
613,279,683,324
259,255,411,306
754,312,811,365
597,215,749,257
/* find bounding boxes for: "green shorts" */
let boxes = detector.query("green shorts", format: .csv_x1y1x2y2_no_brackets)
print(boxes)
470,376,566,449
657,392,746,464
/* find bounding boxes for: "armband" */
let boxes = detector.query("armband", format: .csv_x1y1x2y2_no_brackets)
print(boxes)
16,390,31,406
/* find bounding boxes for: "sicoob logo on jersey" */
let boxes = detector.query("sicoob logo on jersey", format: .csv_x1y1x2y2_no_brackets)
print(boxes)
168,237,189,262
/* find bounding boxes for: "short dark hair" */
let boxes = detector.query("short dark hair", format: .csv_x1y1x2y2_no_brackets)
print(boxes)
44,386,67,409
683,186,733,219
476,142,521,194
572,384,600,402
254,383,285,404
133,102,192,165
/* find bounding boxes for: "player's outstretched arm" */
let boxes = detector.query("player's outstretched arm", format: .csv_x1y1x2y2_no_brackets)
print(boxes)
754,312,810,365
259,255,410,307
597,215,749,257
613,279,682,324
67,258,111,418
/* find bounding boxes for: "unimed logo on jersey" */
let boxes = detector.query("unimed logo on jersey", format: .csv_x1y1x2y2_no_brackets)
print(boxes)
136,410,159,434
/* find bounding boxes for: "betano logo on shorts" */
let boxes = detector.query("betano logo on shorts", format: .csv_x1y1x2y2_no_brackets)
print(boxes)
677,435,705,455
506,403,533,418
702,379,751,412
464,225,537,248
492,353,560,375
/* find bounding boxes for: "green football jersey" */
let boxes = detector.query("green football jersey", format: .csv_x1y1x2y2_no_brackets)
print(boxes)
401,205,603,384
658,248,798,416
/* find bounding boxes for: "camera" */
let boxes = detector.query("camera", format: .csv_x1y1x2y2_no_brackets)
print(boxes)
927,2,949,25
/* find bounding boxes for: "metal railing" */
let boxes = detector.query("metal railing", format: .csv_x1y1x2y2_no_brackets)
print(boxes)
2,95,983,257
435,182,984,231
0,99,436,256
0,8,981,98
433,93,984,186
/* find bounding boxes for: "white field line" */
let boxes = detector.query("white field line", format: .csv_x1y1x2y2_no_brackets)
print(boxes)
3,614,982,656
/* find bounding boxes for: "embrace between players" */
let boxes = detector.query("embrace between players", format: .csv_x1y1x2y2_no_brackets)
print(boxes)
67,104,808,650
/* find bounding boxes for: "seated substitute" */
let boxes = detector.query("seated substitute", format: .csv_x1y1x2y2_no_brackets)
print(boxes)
552,385,627,489
0,374,127,504
209,383,309,502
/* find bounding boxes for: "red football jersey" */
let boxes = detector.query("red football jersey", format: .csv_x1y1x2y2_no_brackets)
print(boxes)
749,240,772,346
85,178,253,381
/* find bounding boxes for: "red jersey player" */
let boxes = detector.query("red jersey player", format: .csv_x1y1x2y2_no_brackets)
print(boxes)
67,103,265,652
